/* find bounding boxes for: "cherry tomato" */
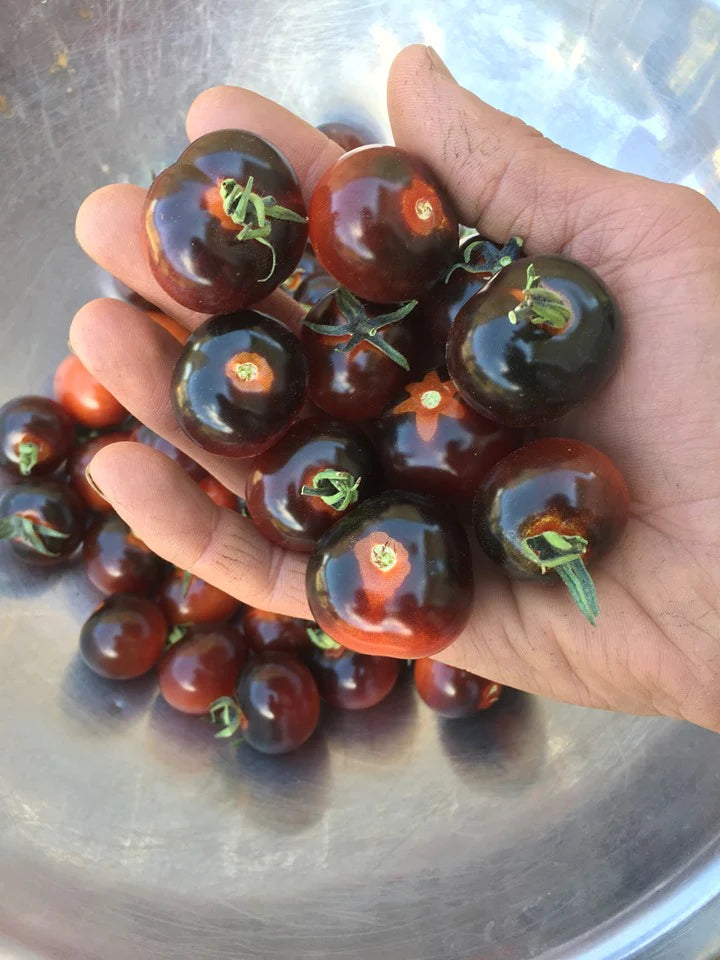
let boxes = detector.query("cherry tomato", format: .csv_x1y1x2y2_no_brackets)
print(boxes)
306,490,474,658
473,438,630,625
295,271,337,307
447,256,621,426
281,245,320,296
0,479,85,563
317,120,375,152
79,593,167,679
197,474,238,511
301,290,418,421
130,424,205,481
309,645,399,710
159,568,241,626
144,130,308,314
374,369,520,504
240,607,313,657
417,235,523,370
172,310,307,457
67,431,132,512
212,657,320,754
158,624,248,715
145,310,190,345
0,395,74,477
309,145,459,303
414,658,502,717
53,355,126,429
83,514,167,595
246,416,381,552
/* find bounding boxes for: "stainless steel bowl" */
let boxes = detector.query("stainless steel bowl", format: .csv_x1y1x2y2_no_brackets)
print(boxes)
1,1,720,957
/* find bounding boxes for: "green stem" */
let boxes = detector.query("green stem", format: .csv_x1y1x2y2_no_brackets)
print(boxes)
300,469,361,512
0,515,69,557
307,626,342,651
209,696,244,740
508,263,572,328
521,531,599,626
17,441,39,476
445,235,523,283
166,623,189,648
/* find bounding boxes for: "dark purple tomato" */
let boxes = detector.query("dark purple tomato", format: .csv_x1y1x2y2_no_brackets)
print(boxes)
417,235,523,370
172,310,307,457
159,568,241,626
295,272,337,307
280,245,320,296
447,256,621,426
82,514,167,595
317,121,376,152
306,491,474,658
473,438,630,625
309,645,399,710
130,424,205,481
309,145,459,303
0,479,85,563
301,290,418,421
158,624,248,715
143,129,308,314
414,658,502,717
0,395,74,477
240,607,313,657
219,657,321,754
246,416,381,552
374,369,520,504
79,593,167,679
68,431,132,512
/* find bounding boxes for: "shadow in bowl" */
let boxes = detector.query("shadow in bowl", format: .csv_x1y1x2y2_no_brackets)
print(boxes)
58,651,158,735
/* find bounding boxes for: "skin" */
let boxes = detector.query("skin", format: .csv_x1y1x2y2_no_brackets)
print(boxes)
71,45,720,732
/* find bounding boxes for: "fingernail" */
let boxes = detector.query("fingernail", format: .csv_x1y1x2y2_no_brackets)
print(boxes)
85,466,105,498
426,46,454,80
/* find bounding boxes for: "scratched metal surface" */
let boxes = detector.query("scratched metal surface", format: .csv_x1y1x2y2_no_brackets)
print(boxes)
1,1,720,958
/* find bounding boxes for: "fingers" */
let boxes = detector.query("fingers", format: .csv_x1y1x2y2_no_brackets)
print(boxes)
186,86,343,202
87,442,311,617
387,45,630,259
76,186,304,333
69,298,252,495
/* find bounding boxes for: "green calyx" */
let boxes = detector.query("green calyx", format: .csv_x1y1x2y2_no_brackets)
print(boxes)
521,531,599,626
445,235,523,283
166,623,189,648
219,177,307,283
303,287,417,371
17,441,39,476
306,626,342,651
209,695,244,740
300,469,361,512
0,514,69,557
180,569,192,598
508,263,572,328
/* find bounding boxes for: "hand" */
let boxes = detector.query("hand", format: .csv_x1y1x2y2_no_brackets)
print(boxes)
72,45,720,731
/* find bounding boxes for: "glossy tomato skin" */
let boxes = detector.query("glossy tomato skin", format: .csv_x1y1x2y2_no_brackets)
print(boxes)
301,293,417,422
374,369,520,504
414,658,502,717
197,475,238,511
418,235,524,370
235,657,320,754
306,491,474,658
473,438,630,581
317,121,375,152
295,272,337,307
0,480,85,563
68,431,132,512
240,607,312,657
144,129,308,314
309,145,459,303
447,256,621,427
83,515,167,595
54,355,126,429
130,424,205,481
0,395,74,477
159,569,241,626
158,624,248,714
309,646,399,710
172,310,307,457
281,246,320,297
79,593,167,679
246,416,381,552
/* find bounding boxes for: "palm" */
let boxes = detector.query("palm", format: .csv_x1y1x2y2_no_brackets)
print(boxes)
72,45,720,730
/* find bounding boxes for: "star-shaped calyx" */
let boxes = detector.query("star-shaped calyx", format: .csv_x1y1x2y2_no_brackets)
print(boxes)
391,370,468,442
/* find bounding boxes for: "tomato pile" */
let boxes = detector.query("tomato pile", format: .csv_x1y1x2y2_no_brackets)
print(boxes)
0,117,629,755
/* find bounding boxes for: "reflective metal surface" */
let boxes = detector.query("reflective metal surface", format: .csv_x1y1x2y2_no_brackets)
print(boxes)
1,1,720,957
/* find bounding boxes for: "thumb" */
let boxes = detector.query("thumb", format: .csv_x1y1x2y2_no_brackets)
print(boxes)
388,44,649,262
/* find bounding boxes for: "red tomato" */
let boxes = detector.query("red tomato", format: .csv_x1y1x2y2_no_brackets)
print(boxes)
54,355,126,429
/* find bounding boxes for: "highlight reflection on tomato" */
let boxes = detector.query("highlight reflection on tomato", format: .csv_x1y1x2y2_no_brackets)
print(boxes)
80,593,167,680
158,624,248,715
240,607,313,657
309,645,399,710
0,395,74,477
414,658,502,717
306,490,474,658
53,355,126,429
83,515,167,596
159,568,241,626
